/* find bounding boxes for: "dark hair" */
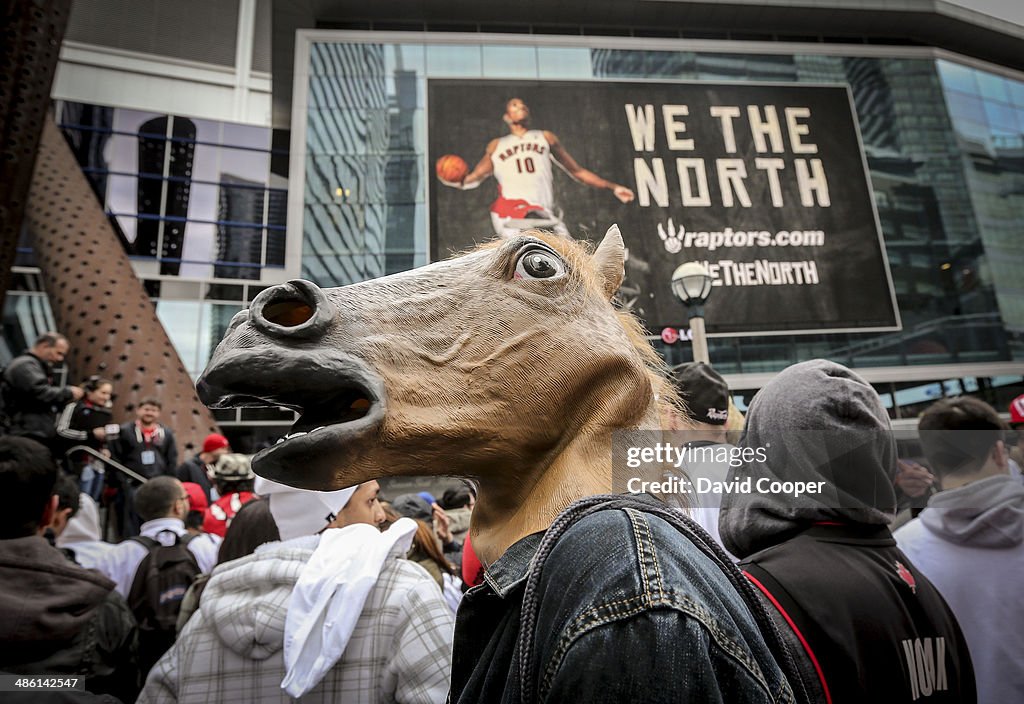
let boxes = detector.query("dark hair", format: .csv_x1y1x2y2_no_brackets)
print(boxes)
217,498,280,565
137,397,162,409
412,519,457,575
185,510,205,531
33,332,66,348
0,437,57,538
919,397,1006,477
82,376,113,393
134,476,181,522
440,484,475,510
54,472,81,517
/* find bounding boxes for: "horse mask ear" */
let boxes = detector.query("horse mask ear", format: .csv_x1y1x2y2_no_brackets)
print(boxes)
592,224,625,299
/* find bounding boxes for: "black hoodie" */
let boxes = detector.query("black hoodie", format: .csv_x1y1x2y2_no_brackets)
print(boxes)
0,536,140,702
720,360,975,704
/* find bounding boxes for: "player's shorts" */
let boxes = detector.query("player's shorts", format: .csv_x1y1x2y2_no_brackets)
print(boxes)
490,208,569,238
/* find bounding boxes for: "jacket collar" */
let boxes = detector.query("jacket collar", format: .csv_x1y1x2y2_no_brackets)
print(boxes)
482,531,543,599
479,494,669,598
140,517,186,539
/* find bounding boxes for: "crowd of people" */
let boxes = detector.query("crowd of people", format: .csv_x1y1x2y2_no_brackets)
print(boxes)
0,330,1022,702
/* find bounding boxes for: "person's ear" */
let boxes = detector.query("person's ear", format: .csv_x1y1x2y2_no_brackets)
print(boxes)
51,507,73,536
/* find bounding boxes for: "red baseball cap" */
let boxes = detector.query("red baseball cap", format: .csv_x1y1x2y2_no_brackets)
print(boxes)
202,433,230,454
181,482,209,512
1010,394,1024,427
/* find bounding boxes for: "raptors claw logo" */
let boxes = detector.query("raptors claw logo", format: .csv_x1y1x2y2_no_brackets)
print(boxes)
657,218,685,254
894,560,917,594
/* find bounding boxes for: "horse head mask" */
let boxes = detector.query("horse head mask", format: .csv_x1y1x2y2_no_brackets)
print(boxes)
198,226,680,559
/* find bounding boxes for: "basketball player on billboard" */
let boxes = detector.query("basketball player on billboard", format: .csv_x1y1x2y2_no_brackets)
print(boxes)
437,97,635,237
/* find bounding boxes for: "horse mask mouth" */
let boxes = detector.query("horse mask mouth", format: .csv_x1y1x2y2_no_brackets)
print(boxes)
196,281,387,489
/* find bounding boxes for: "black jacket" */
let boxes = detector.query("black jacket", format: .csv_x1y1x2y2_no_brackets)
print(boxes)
739,524,976,704
1,353,73,441
109,422,178,482
56,400,112,451
0,536,140,702
175,455,214,503
56,401,113,474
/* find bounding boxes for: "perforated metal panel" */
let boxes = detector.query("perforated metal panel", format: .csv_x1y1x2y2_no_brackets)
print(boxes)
25,116,223,456
0,0,70,311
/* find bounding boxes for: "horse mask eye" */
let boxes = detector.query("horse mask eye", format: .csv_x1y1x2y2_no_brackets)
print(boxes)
515,249,565,280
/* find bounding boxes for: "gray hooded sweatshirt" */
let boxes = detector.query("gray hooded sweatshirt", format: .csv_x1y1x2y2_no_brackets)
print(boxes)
896,474,1024,702
720,359,897,558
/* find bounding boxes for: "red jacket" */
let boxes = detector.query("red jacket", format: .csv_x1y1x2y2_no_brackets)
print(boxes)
202,491,256,537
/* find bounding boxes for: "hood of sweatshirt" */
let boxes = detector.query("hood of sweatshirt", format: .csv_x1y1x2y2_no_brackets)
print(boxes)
0,536,114,655
720,360,897,559
920,474,1024,548
281,518,417,697
201,535,317,661
58,494,102,545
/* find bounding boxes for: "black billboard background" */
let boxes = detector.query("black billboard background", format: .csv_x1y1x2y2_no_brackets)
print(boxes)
427,79,900,335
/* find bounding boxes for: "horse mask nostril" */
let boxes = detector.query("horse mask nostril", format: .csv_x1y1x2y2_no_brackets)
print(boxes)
250,280,333,339
263,299,315,327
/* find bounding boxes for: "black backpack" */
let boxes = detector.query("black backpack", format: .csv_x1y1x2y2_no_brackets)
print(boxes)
128,531,201,671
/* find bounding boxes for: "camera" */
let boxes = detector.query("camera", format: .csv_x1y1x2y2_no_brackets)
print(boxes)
104,423,121,437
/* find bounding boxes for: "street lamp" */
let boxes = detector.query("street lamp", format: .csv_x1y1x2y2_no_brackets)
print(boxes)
671,261,714,364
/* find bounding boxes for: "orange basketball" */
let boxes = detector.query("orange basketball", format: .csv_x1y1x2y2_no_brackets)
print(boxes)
436,154,468,183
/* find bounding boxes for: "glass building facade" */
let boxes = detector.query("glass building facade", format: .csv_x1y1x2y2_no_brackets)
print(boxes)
56,102,287,281
6,104,288,417
293,35,1023,416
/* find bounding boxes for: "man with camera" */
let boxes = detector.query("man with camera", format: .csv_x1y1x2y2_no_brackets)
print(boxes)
1,332,83,456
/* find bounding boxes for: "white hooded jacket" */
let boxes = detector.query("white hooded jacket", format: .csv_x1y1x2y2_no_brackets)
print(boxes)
56,493,114,569
138,530,454,703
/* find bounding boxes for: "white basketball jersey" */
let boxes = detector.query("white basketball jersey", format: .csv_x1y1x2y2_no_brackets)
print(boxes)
490,130,554,211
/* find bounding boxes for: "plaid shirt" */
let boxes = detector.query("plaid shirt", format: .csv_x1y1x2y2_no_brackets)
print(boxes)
139,536,454,703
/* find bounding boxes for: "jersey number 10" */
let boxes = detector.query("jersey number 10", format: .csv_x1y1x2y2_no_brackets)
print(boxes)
515,157,536,174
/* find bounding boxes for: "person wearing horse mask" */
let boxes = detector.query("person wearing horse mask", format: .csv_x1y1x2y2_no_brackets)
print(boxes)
719,360,976,703
198,226,814,703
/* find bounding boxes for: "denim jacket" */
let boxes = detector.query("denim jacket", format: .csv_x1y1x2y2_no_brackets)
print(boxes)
450,495,796,703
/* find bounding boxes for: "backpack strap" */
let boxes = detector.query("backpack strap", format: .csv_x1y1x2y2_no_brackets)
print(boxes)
129,535,161,551
515,494,812,704
127,535,162,613
128,531,187,594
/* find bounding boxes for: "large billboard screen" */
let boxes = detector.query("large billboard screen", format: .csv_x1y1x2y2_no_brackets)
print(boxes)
427,79,900,336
